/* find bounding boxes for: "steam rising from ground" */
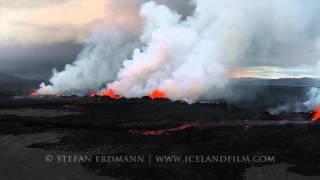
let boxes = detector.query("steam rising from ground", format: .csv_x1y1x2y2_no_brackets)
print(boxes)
38,0,143,95
38,0,320,105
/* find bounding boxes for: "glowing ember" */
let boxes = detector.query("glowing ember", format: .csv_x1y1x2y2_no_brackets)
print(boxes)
149,90,167,99
312,106,320,122
31,91,38,97
98,88,121,99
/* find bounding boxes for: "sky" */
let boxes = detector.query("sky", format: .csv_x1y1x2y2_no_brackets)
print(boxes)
0,0,317,80
0,0,106,44
0,0,106,79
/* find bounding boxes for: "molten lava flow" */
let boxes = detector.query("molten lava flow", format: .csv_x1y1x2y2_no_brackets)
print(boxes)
98,88,121,99
149,90,167,99
312,106,320,122
129,123,194,136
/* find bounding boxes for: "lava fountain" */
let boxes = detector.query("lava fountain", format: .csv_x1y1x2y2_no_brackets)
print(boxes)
312,106,320,122
149,90,167,99
98,88,122,99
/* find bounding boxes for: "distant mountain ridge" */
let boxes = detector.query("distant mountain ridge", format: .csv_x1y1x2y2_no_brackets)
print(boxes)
0,72,28,84
231,77,320,87
0,72,39,94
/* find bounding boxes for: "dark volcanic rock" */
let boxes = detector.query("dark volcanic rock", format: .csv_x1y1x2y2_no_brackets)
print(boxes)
0,91,318,180
0,96,306,132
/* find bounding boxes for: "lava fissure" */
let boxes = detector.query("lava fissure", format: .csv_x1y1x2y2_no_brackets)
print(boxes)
98,89,122,99
128,123,194,136
312,106,320,122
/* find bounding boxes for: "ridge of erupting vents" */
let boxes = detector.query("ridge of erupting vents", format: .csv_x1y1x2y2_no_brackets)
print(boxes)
98,89,122,99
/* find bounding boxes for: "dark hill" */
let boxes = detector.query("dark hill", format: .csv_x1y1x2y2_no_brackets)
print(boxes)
0,72,39,95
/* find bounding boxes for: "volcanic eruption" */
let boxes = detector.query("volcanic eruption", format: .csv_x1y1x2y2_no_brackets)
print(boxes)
35,0,320,111
98,88,122,99
149,90,167,99
5,1,320,179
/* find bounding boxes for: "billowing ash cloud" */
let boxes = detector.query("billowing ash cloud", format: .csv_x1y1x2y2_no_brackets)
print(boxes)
39,0,320,104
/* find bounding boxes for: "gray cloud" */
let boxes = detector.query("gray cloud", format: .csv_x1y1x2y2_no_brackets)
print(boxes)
1,0,68,9
0,42,83,80
0,0,193,80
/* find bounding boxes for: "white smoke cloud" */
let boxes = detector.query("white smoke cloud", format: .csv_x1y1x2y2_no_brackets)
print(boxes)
108,0,249,102
39,0,320,104
301,41,320,110
38,0,143,95
304,61,320,110
38,27,140,95
108,0,320,102
304,87,320,109
37,0,191,95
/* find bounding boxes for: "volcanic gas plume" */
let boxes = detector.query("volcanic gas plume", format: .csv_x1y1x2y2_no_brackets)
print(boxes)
37,0,320,106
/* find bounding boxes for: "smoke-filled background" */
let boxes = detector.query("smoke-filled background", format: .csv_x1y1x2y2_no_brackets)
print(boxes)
3,0,320,107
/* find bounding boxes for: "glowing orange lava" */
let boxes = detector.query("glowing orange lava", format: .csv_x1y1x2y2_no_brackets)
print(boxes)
98,88,121,99
312,106,320,122
128,123,194,136
31,91,38,97
149,90,167,99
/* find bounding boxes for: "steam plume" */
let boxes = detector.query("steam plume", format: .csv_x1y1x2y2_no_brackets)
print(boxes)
38,0,320,104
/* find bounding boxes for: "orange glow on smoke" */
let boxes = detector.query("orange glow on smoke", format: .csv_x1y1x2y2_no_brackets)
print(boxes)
312,106,320,122
89,91,95,97
149,90,167,99
98,88,121,99
30,91,63,97
228,69,254,78
55,93,63,97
